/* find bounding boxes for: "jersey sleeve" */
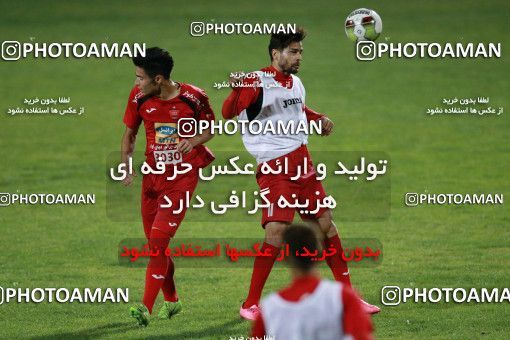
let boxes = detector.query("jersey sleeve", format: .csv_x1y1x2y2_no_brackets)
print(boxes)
197,91,215,122
304,105,325,122
342,286,374,340
222,74,261,119
123,86,143,130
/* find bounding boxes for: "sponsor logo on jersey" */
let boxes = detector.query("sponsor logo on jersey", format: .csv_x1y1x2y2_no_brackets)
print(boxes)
155,125,177,135
182,91,202,108
282,97,303,108
155,122,179,144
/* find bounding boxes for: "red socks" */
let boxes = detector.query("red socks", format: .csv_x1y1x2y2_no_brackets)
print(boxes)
142,228,171,313
243,242,280,308
142,233,351,312
162,256,178,302
324,234,352,288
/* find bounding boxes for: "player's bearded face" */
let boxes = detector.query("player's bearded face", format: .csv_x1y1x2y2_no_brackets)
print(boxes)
277,41,303,74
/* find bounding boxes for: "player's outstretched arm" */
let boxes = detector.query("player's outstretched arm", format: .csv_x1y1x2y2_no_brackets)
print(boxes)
120,126,138,186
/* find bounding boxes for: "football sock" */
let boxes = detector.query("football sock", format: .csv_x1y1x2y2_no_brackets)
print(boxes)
142,228,171,313
161,256,178,302
324,234,352,288
243,242,280,308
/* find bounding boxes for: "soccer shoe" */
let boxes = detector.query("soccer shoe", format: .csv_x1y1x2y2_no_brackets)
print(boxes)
130,303,150,326
240,303,260,320
360,299,381,314
157,300,182,319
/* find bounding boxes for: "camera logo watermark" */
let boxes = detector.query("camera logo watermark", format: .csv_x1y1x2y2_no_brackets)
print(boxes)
2,41,21,60
404,192,503,207
0,193,11,206
404,193,419,207
1,42,146,61
381,286,401,305
381,286,510,306
356,41,501,61
356,41,377,61
190,22,296,37
178,118,197,138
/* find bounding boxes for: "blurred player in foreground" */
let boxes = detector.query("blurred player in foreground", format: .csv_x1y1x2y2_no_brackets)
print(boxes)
222,28,380,319
252,224,374,340
120,47,215,326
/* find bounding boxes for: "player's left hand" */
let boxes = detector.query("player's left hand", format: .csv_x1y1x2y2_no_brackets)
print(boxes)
177,139,194,154
320,116,333,136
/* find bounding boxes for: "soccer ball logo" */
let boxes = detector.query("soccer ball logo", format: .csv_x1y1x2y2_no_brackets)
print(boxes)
345,8,383,41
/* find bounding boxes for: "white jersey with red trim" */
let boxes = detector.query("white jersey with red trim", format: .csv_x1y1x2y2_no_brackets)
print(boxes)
238,71,308,164
260,280,345,340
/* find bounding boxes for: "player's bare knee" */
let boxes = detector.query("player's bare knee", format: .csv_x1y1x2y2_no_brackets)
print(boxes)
317,210,336,235
264,222,288,245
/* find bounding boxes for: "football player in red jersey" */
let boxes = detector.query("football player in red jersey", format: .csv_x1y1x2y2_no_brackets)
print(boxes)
222,28,380,319
120,47,215,326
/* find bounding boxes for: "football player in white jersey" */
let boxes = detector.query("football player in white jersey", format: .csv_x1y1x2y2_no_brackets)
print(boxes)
222,27,380,319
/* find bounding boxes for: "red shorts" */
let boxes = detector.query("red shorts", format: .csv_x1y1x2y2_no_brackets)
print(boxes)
256,145,328,227
141,168,199,239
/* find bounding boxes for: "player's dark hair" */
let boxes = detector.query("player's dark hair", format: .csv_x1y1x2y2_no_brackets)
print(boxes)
268,27,306,61
283,224,322,272
132,47,174,80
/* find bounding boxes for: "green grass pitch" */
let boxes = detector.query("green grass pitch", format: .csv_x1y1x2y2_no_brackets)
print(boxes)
0,0,509,338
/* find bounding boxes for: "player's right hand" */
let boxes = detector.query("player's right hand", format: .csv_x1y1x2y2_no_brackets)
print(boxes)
320,116,334,136
122,171,137,186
